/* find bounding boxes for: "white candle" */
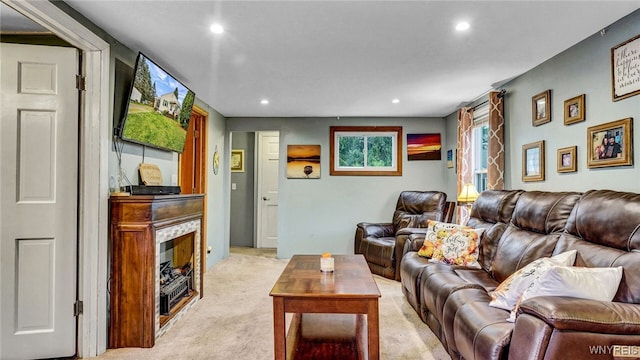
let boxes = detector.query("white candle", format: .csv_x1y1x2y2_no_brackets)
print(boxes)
320,253,334,272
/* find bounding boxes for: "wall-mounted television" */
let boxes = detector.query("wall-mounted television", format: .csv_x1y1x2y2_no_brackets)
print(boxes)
119,52,195,153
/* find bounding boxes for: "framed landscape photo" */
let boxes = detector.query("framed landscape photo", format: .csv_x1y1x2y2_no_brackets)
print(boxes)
231,149,245,172
564,94,585,125
611,34,640,101
522,140,545,182
286,144,321,179
557,146,577,173
532,90,551,126
587,117,633,169
407,133,441,161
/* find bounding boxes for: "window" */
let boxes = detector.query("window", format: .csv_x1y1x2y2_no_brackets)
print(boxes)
329,126,402,176
472,105,489,192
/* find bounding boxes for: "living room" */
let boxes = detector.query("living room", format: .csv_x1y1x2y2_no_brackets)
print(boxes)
1,1,639,359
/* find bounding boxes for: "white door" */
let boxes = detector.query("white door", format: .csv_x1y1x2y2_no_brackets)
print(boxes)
256,132,279,248
1,43,79,359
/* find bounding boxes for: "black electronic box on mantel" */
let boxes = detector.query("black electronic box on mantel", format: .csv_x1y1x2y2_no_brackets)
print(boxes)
122,185,181,195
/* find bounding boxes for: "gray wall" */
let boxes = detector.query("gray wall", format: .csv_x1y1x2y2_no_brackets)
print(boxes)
230,132,255,247
502,9,640,192
227,117,448,258
199,101,227,269
443,10,640,199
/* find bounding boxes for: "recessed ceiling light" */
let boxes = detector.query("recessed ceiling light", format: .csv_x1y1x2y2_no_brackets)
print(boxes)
455,22,470,31
260,99,269,105
210,23,224,34
392,99,400,104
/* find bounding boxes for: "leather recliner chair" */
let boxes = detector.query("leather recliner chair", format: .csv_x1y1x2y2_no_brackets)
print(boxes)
354,191,447,280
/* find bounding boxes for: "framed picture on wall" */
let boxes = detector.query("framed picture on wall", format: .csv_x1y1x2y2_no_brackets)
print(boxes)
286,145,321,179
532,90,551,126
522,140,545,182
231,149,245,172
587,117,633,169
564,94,585,125
557,146,577,173
407,133,441,160
446,149,454,168
611,34,640,101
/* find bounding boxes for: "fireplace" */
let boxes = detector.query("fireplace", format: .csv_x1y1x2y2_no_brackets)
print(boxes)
155,219,201,338
109,194,204,348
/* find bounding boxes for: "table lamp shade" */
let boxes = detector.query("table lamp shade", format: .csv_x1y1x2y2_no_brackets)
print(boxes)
457,183,479,203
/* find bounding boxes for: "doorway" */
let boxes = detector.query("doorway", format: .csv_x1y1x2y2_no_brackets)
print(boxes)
230,132,255,247
229,131,279,249
0,1,112,357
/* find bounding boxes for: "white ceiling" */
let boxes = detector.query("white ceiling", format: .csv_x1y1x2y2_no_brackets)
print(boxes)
3,1,639,118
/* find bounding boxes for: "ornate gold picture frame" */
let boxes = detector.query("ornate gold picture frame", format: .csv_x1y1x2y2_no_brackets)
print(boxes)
587,118,633,169
522,140,545,182
557,146,577,173
564,94,585,125
231,149,245,172
532,90,551,126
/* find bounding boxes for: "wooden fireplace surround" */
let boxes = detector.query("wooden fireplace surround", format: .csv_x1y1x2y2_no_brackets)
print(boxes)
109,194,204,348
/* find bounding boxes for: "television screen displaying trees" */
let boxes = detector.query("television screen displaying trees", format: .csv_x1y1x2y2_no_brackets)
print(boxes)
121,53,195,153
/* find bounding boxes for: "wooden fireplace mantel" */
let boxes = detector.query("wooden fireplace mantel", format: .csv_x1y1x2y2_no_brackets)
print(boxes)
109,194,204,348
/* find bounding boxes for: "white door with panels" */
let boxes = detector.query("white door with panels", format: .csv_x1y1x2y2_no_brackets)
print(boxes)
256,131,279,248
1,43,79,359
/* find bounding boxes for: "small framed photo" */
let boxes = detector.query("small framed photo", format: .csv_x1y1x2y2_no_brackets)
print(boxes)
446,149,454,168
587,117,633,169
564,94,585,125
231,149,245,172
532,90,551,126
557,146,577,173
522,140,545,182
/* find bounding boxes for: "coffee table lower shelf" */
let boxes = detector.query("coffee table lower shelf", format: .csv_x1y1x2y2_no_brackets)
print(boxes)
286,313,367,360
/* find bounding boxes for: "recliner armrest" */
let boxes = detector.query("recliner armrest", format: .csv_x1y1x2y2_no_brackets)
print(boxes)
395,227,429,237
518,296,640,334
394,228,429,281
405,232,427,253
356,222,394,238
354,222,395,256
509,296,640,359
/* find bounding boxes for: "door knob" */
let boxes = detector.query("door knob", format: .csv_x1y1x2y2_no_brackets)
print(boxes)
263,197,270,201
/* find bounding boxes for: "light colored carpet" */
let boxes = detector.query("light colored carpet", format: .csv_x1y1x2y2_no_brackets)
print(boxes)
97,247,450,359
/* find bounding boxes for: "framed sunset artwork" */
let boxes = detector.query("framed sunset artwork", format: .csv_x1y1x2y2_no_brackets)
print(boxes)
407,133,441,161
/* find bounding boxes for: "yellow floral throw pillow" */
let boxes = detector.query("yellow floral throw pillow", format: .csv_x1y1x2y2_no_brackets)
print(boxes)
428,228,485,268
417,221,470,258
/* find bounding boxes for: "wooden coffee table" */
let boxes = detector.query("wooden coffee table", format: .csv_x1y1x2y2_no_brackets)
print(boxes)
270,254,381,359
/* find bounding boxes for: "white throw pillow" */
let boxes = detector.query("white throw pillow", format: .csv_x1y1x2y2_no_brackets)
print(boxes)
506,265,623,322
488,250,577,311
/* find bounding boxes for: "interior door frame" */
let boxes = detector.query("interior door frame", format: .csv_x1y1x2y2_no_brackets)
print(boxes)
2,0,111,357
179,104,208,275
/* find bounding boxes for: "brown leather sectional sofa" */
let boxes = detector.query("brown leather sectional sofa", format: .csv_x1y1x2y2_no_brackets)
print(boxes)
399,189,640,360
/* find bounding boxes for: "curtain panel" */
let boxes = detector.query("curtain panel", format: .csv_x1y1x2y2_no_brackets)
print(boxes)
487,91,505,190
457,107,473,224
